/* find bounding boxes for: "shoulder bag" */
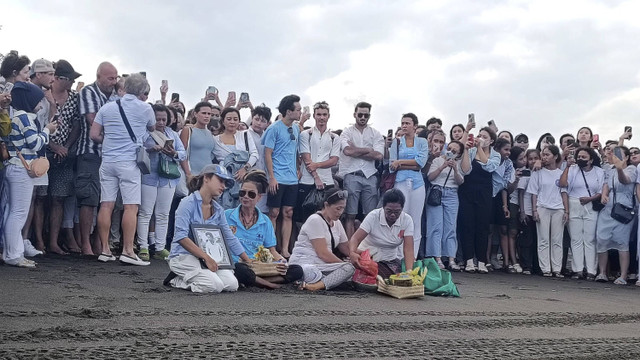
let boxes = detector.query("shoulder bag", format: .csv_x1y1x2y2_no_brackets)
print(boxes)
610,174,635,224
117,99,150,174
427,167,452,207
317,212,345,259
380,139,400,193
579,168,604,212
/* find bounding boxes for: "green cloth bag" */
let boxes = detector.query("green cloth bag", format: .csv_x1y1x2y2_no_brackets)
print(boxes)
402,258,460,297
158,154,181,179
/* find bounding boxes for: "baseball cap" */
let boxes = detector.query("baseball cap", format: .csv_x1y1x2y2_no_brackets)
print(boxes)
515,133,529,143
54,60,81,80
200,164,235,188
29,59,55,77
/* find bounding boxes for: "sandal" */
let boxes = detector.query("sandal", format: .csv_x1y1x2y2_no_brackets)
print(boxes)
613,277,627,285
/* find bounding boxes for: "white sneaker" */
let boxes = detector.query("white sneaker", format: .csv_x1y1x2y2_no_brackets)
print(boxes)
465,259,476,273
119,254,150,266
513,263,523,274
98,253,117,262
477,262,489,274
23,240,43,257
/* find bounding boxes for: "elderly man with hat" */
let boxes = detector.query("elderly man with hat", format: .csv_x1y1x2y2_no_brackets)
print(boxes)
45,60,84,254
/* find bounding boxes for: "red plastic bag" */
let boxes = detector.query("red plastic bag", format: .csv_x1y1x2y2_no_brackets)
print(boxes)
352,250,378,285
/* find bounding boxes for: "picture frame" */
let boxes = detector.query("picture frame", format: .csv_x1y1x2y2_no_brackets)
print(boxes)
190,224,235,270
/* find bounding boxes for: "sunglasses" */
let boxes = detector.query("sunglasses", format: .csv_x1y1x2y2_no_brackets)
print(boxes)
516,139,528,143
356,113,370,119
239,190,258,199
630,151,640,155
327,190,348,202
287,126,295,140
57,76,75,83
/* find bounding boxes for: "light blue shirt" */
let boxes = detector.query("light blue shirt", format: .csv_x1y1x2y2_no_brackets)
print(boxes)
261,120,299,185
94,94,155,163
169,191,246,259
468,147,501,173
389,136,429,189
225,206,277,263
491,158,514,197
141,128,187,187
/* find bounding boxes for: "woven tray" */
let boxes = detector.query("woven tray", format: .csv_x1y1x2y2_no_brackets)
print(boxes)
248,262,280,277
376,276,425,299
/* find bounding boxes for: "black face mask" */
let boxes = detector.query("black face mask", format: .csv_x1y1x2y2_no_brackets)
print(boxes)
576,159,589,168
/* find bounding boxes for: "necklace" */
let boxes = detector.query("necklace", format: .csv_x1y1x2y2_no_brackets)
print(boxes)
240,208,257,229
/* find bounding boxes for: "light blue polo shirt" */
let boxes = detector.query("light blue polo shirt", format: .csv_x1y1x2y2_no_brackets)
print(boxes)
261,120,299,185
225,206,277,263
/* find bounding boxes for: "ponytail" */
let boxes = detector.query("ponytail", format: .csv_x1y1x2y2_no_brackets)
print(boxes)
187,173,213,194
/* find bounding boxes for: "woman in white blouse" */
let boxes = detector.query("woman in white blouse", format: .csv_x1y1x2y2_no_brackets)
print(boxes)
425,140,471,270
289,188,354,291
527,145,568,277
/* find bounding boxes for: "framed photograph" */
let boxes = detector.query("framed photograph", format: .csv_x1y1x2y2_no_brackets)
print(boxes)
190,224,234,270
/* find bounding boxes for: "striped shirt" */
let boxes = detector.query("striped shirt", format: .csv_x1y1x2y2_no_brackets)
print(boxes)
77,82,116,156
3,110,50,167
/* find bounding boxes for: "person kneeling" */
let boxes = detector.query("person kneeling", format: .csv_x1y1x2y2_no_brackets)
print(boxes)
349,189,415,278
289,188,355,291
164,165,253,293
226,170,303,289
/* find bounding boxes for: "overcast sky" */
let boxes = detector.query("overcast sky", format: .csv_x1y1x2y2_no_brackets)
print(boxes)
2,0,639,146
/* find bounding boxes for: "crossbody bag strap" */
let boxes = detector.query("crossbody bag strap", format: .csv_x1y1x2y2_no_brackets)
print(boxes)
116,99,136,144
579,168,592,197
316,212,336,250
612,173,617,205
243,131,249,152
443,167,453,186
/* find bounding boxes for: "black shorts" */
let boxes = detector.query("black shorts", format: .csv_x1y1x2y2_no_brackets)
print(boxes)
75,154,101,207
294,184,334,223
267,183,298,208
507,203,520,229
491,194,509,226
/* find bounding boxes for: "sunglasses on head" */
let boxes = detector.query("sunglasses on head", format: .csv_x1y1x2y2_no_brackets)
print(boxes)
239,190,258,199
327,190,348,202
356,113,370,119
287,126,295,140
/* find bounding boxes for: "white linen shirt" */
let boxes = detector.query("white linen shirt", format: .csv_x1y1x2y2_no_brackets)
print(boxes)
298,127,340,185
338,125,385,178
526,168,564,210
357,208,414,262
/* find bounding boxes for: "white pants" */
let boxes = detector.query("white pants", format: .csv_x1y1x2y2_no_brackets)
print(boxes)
567,197,598,275
536,207,564,273
168,254,238,293
2,165,34,262
137,184,176,250
395,179,425,258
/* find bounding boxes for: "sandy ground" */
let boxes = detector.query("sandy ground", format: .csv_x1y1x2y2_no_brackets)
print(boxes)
1,255,640,359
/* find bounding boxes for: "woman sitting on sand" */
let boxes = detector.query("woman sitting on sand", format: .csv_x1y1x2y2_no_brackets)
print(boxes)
225,170,303,289
289,188,355,291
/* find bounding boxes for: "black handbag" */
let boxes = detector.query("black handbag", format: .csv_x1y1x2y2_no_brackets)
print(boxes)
427,168,452,207
579,168,604,211
610,175,636,224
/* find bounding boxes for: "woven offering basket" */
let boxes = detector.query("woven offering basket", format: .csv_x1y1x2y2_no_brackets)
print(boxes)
248,262,280,277
376,276,425,299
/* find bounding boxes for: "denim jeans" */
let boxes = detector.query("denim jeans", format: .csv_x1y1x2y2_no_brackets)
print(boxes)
426,187,459,258
2,165,34,262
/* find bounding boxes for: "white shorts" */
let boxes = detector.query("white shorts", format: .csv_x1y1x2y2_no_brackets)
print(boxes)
99,161,141,205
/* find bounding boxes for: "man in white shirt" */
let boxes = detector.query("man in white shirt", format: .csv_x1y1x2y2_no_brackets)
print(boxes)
348,189,415,277
296,101,340,222
90,74,155,266
338,102,384,239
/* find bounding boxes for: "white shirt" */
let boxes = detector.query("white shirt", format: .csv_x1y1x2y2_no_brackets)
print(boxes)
289,214,348,265
561,165,604,198
212,130,258,167
518,175,533,215
428,157,470,188
338,125,385,178
526,168,564,210
247,127,266,172
508,170,518,205
298,127,340,185
357,208,414,262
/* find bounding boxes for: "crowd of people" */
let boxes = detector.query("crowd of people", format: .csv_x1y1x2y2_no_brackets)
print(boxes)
1,51,639,294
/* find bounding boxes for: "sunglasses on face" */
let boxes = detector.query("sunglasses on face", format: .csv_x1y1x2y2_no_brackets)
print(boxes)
356,113,370,119
56,76,75,83
287,126,295,140
631,151,640,155
327,190,348,202
516,139,528,143
239,190,258,199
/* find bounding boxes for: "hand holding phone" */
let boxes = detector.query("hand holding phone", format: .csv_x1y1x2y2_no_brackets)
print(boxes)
593,134,599,143
624,126,632,140
1,82,14,95
171,93,180,102
240,92,250,103
207,86,218,95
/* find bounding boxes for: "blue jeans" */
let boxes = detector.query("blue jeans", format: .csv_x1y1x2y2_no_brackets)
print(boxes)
426,187,459,258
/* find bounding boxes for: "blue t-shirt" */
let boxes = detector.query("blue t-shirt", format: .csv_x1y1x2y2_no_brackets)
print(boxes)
261,120,299,185
225,206,277,263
